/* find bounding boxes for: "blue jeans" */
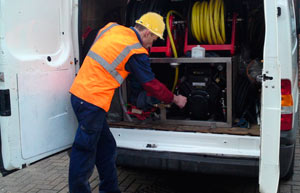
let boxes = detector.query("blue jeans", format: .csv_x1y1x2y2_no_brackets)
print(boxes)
69,94,121,193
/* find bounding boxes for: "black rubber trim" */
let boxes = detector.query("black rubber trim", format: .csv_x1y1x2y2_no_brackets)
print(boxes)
117,141,295,178
279,143,295,178
116,148,259,177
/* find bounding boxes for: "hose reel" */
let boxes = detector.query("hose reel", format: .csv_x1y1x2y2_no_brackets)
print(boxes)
190,0,226,45
184,0,237,55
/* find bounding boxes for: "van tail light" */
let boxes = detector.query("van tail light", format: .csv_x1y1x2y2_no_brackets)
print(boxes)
281,114,293,131
281,79,293,131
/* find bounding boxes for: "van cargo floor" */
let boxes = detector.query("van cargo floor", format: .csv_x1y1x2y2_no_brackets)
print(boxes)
109,122,260,136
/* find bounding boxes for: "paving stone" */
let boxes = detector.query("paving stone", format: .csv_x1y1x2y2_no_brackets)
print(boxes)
0,188,7,193
53,182,68,191
34,184,55,191
125,182,142,192
118,172,129,185
46,174,61,183
26,189,40,193
36,190,57,193
277,184,291,193
18,184,36,192
49,178,63,187
89,178,99,191
57,186,68,193
293,174,300,182
91,188,98,193
120,175,135,191
292,185,300,191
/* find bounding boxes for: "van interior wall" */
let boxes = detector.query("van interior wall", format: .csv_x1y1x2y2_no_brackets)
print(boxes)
82,0,127,37
80,0,265,136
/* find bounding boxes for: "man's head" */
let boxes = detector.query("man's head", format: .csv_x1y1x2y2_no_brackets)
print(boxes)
134,12,165,49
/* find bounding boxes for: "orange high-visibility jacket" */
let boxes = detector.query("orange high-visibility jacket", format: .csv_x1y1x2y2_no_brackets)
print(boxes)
70,23,148,112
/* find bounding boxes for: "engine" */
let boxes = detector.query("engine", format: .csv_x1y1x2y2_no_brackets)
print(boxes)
176,63,226,121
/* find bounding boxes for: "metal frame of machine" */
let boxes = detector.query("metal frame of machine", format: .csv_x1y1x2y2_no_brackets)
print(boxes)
121,57,232,128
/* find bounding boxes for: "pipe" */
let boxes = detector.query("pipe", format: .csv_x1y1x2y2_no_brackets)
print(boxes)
118,87,132,122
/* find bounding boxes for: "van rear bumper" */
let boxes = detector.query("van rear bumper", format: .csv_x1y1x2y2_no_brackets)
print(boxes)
116,148,259,177
117,143,294,178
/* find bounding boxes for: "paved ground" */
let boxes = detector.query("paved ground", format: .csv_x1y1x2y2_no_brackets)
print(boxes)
0,133,299,193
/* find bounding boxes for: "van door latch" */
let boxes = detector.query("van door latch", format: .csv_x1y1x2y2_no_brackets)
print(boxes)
0,89,11,116
257,74,273,82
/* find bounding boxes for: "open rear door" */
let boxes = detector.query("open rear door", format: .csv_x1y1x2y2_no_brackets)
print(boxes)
0,0,78,171
259,0,281,192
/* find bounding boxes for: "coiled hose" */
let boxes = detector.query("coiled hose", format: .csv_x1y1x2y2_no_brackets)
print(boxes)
191,0,225,44
166,10,183,92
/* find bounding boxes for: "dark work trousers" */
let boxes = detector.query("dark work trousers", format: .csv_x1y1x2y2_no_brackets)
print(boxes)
69,94,121,193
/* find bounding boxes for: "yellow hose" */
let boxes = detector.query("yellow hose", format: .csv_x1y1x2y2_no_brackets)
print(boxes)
199,2,205,42
166,10,182,92
220,0,225,40
195,2,201,42
209,0,217,44
213,0,223,44
191,0,225,44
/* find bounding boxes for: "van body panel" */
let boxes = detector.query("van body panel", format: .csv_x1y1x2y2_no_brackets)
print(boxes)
278,0,299,118
18,70,75,159
0,0,77,170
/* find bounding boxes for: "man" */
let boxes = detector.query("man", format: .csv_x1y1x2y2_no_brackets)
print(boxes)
69,12,187,193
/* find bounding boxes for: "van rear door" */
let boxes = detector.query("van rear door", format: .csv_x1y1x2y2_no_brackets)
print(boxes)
259,0,281,192
0,0,78,171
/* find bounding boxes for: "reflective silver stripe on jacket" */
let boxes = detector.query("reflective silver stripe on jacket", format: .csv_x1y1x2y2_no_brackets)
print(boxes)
94,23,119,43
88,43,143,84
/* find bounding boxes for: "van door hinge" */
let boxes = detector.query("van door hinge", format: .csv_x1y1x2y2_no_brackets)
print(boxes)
257,74,274,82
277,7,281,16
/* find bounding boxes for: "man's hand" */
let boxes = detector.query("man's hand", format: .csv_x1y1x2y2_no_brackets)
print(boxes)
173,95,187,109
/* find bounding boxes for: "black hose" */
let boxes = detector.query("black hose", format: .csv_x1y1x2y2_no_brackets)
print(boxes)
235,77,251,117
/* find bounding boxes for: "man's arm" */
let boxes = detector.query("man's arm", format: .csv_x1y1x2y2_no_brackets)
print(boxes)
142,79,186,108
126,54,187,108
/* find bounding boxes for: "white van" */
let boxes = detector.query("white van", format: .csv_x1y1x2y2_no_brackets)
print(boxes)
0,0,299,192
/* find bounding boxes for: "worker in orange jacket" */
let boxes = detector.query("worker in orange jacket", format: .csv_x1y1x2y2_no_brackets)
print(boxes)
68,12,187,193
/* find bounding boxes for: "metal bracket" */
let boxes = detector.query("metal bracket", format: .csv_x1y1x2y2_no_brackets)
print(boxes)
153,104,171,121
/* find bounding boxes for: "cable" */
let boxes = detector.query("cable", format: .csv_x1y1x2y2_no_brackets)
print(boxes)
190,0,225,44
166,10,183,92
119,87,133,122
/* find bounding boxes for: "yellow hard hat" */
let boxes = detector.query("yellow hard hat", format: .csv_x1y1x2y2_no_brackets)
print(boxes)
135,12,165,40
